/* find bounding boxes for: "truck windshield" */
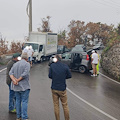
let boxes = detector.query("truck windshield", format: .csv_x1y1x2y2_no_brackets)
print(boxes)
24,43,39,52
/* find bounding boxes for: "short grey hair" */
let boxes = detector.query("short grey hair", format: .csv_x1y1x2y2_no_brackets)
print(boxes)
21,53,28,59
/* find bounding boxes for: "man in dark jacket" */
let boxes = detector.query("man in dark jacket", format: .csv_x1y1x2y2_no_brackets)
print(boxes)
48,54,72,120
6,53,21,113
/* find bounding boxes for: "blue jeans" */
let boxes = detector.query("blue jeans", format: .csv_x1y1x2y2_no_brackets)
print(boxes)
15,89,30,119
8,84,16,111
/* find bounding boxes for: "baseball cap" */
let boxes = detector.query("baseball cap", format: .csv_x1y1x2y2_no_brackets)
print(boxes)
13,53,21,58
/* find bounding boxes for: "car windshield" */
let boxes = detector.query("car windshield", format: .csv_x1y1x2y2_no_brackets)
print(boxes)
24,43,39,52
62,53,71,59
71,46,84,52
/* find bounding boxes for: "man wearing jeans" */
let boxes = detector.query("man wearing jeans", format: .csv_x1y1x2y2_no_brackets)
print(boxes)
9,53,31,120
49,54,72,120
6,53,21,113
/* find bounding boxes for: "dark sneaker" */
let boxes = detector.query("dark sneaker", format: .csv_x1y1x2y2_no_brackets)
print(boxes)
9,109,16,114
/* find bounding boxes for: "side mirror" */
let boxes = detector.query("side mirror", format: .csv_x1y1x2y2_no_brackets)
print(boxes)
39,48,42,52
39,45,43,52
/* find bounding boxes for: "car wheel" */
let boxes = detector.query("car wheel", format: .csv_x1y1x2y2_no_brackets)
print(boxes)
79,65,86,74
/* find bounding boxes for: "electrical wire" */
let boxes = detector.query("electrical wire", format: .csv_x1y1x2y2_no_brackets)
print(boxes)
92,0,120,8
102,0,120,8
110,0,120,6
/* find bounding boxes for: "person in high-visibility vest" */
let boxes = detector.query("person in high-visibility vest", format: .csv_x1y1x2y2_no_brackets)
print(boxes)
95,50,99,75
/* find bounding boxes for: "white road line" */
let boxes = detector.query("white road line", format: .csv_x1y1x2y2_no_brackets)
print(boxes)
99,72,120,85
0,68,7,73
67,88,118,120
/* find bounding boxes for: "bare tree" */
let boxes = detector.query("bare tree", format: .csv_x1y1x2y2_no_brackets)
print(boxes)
0,38,8,56
67,20,86,47
38,16,52,32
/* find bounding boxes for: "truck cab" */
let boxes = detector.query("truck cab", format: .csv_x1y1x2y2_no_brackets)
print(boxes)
23,32,58,63
23,42,44,62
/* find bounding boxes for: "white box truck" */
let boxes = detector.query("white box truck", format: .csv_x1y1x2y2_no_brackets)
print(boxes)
24,32,58,62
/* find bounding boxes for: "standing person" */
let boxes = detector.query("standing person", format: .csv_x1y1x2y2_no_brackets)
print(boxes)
9,53,31,120
91,50,99,76
23,46,29,53
95,50,100,75
27,45,34,67
48,54,72,120
6,53,21,113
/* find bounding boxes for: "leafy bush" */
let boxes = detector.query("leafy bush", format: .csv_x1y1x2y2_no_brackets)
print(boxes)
0,38,8,56
0,38,23,56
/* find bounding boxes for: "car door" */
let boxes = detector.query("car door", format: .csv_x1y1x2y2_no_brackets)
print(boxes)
61,53,71,67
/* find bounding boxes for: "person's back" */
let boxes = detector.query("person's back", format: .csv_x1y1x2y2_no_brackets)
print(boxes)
49,61,71,91
27,48,33,57
10,59,30,91
92,52,98,64
91,50,98,76
6,60,16,85
49,54,71,120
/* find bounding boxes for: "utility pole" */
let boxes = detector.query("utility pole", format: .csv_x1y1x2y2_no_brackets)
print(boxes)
29,0,32,33
27,0,32,33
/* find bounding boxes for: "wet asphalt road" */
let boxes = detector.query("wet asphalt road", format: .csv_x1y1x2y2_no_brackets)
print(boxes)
0,61,120,120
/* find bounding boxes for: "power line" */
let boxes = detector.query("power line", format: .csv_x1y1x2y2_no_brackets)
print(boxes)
90,0,120,26
102,0,120,8
92,0,120,9
110,0,120,5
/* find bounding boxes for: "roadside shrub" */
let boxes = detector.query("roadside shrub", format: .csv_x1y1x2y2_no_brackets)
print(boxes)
0,38,8,56
9,41,23,53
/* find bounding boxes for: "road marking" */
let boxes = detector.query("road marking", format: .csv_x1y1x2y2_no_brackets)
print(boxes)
67,88,118,120
99,72,120,85
0,68,7,73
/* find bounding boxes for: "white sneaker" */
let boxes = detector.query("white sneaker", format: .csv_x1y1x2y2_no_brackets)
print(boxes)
95,74,97,76
91,74,95,77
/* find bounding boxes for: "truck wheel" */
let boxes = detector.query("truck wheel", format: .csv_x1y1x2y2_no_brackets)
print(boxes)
79,66,86,74
34,58,38,64
46,56,50,61
40,57,43,63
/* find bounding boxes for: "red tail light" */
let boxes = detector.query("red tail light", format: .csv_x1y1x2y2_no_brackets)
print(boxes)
86,54,89,60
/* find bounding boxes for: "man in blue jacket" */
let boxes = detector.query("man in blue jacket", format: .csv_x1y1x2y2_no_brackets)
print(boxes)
49,54,72,120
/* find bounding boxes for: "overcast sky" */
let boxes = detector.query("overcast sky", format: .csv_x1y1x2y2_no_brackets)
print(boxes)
0,0,120,42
